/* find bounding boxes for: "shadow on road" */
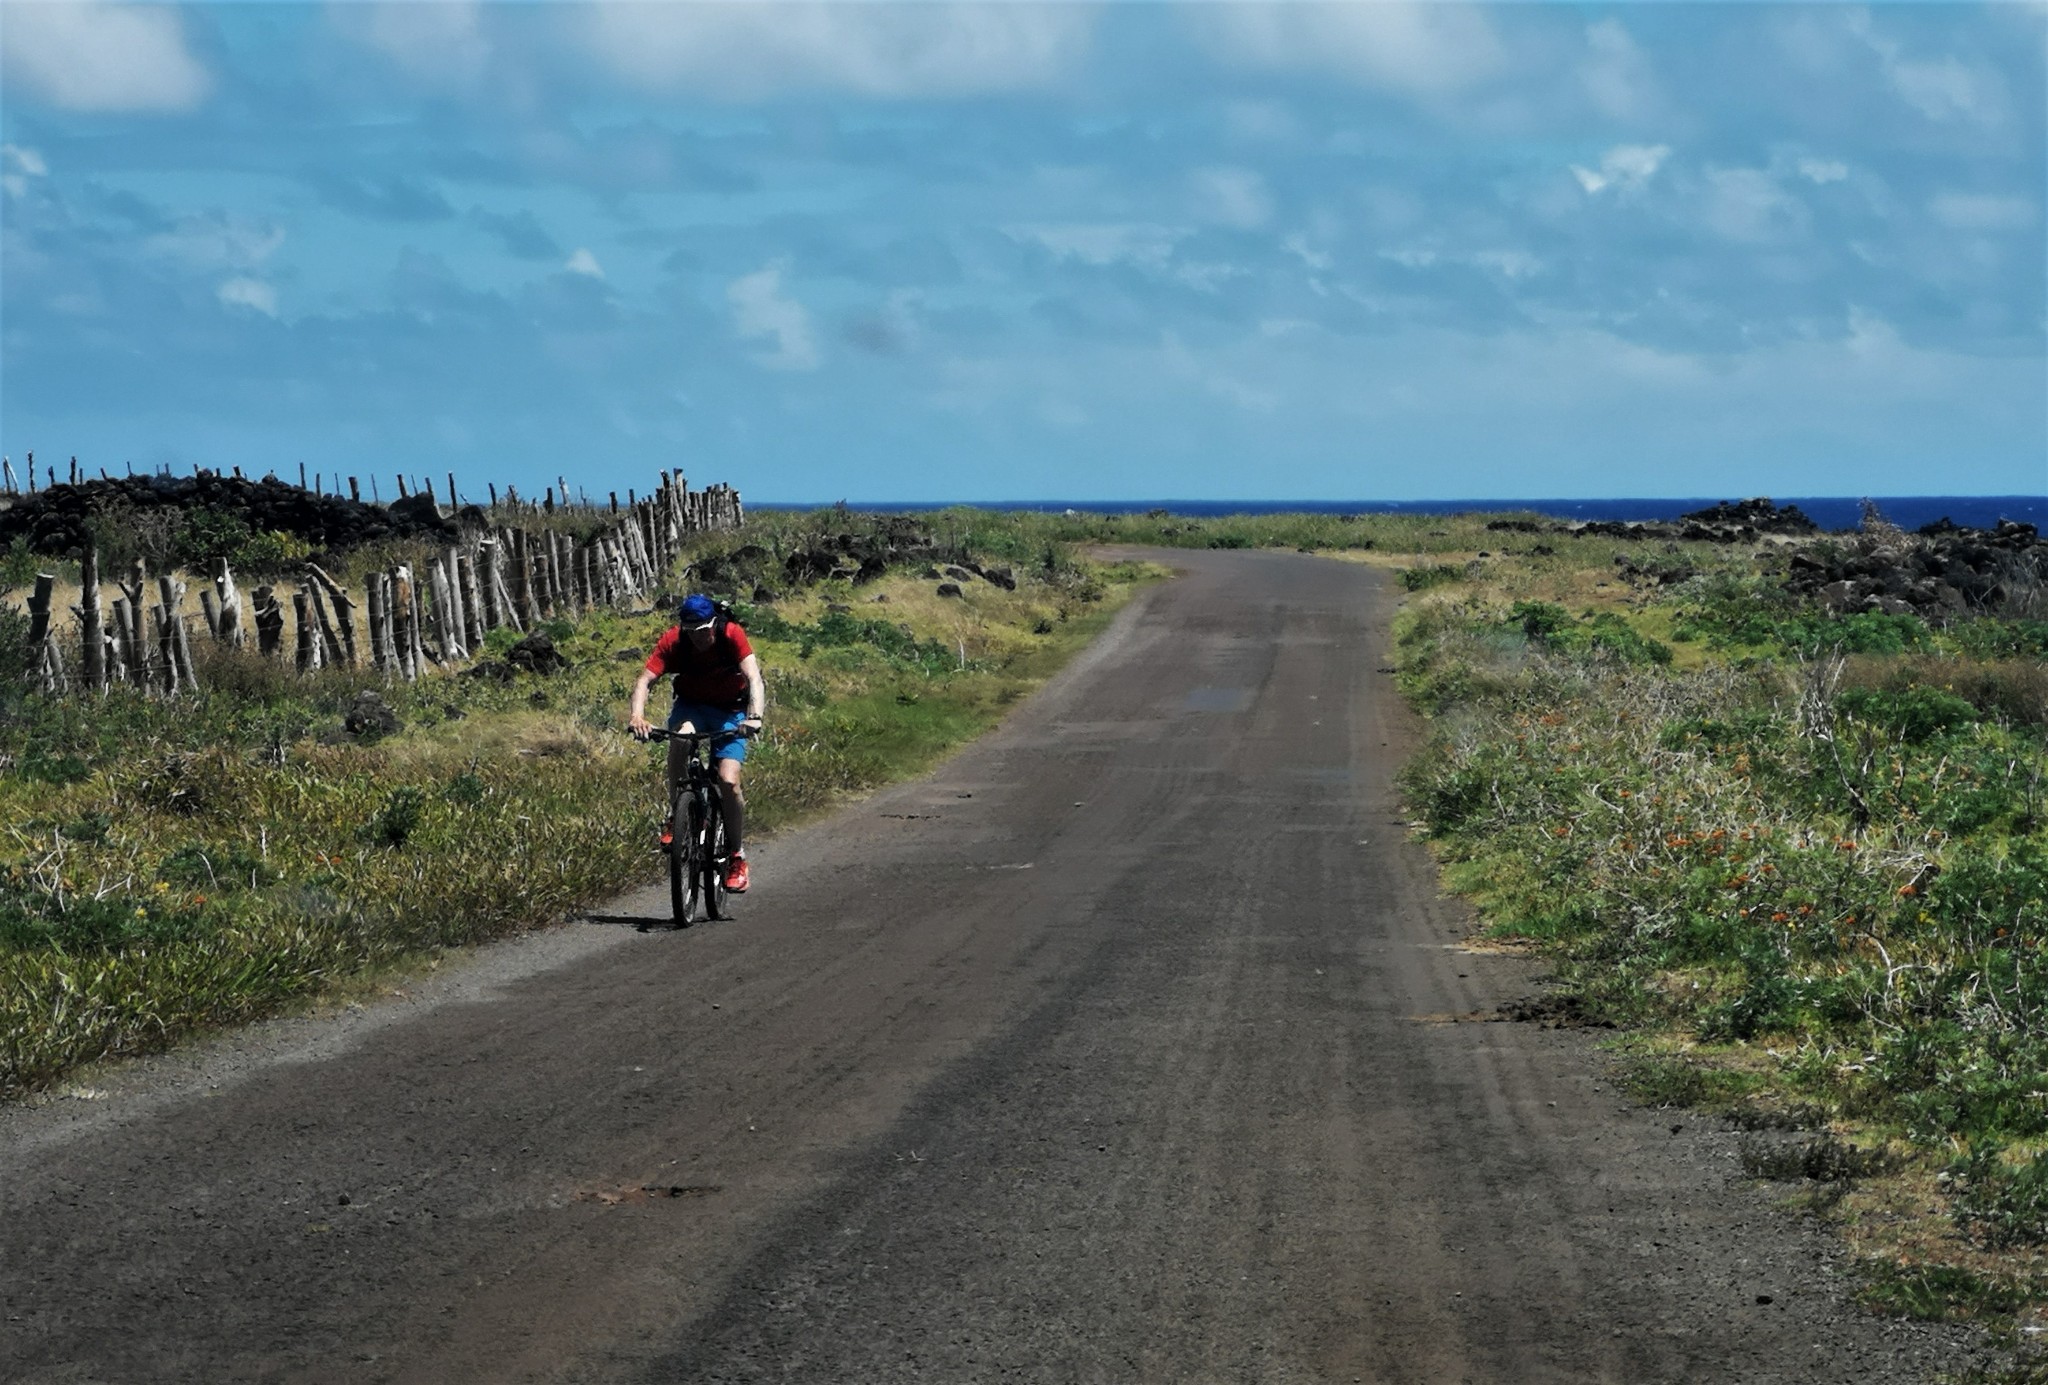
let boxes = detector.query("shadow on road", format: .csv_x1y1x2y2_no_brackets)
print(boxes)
581,911,675,931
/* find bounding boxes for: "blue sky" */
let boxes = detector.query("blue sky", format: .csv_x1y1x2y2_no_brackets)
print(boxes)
2,2,2043,504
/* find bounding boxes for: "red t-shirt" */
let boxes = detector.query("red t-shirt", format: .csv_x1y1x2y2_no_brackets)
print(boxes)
645,622,753,706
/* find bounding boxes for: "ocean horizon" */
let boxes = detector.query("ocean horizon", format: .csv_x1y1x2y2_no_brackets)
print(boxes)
759,495,2045,534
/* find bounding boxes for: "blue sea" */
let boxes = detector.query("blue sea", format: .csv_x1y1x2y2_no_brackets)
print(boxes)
768,496,2045,533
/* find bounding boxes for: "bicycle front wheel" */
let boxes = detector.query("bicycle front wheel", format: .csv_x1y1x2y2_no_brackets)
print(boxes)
669,789,700,927
703,796,730,920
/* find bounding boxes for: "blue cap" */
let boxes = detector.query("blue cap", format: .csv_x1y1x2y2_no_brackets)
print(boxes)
677,594,719,627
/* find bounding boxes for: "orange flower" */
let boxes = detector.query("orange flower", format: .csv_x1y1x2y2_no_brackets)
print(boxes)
1771,912,1789,923
1897,884,1917,897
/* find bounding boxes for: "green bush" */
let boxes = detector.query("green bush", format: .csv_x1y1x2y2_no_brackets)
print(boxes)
363,787,427,848
1835,685,1980,742
1401,564,1465,592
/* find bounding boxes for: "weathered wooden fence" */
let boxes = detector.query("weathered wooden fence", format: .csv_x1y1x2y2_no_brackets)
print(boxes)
14,470,742,696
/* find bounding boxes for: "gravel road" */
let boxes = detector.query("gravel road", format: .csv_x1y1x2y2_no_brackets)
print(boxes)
1,549,1988,1383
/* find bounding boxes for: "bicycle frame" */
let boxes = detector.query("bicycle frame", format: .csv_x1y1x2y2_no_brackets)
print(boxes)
641,726,745,927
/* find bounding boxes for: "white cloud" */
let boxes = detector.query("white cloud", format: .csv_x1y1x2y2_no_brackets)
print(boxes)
1,143,48,199
1,2,210,112
1189,167,1272,230
1797,158,1849,185
328,0,492,88
1571,143,1670,196
2,144,48,178
1848,10,2010,125
217,278,279,317
1380,246,1541,280
1702,168,1807,243
1283,235,1332,273
1473,250,1543,281
1579,19,1658,121
581,2,1093,99
146,214,286,273
1185,2,1506,100
728,265,818,371
1930,193,2038,232
565,248,605,278
1014,223,1186,271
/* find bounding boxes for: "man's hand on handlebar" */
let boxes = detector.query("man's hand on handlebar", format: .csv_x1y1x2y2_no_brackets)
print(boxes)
628,712,655,741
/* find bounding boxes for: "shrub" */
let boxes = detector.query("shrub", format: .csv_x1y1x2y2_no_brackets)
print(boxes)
1401,564,1465,592
363,786,427,848
1835,685,1979,742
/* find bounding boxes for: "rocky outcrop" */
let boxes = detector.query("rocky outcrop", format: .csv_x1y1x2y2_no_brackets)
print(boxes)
1488,498,1821,545
0,472,456,558
1781,520,2044,618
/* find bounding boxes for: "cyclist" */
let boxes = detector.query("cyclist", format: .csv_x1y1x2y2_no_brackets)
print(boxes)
627,594,765,892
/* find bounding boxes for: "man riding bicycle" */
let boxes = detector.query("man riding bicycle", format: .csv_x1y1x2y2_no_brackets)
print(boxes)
628,594,765,892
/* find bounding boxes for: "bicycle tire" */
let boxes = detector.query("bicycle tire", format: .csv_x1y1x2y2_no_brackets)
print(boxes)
669,788,699,927
704,792,730,920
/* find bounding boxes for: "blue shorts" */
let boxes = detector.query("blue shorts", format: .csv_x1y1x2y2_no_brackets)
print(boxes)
667,701,750,763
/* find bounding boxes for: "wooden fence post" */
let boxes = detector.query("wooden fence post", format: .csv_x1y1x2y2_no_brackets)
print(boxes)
304,564,358,667
253,586,285,657
79,544,106,694
307,584,342,671
510,528,537,626
405,566,429,674
120,561,150,686
28,573,68,693
389,569,416,680
455,550,485,650
428,557,466,662
292,591,320,673
214,559,244,647
156,577,197,693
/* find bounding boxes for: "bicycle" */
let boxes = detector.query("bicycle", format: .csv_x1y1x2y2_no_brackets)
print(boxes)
641,726,749,927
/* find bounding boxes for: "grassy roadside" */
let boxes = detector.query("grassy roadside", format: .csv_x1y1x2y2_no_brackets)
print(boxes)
1369,523,2048,1357
0,514,1161,1100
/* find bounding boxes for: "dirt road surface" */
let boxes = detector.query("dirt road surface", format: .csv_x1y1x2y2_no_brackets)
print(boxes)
2,550,1987,1383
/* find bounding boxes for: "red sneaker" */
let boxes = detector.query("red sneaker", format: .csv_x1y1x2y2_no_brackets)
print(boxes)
725,855,750,893
658,817,674,851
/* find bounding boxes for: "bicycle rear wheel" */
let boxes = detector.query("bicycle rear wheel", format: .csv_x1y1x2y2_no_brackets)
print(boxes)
703,795,730,920
669,788,700,927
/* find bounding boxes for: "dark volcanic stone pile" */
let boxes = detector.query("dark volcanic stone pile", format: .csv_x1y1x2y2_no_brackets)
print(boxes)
1566,498,1820,543
1784,519,2043,618
0,473,456,558
1485,497,1821,544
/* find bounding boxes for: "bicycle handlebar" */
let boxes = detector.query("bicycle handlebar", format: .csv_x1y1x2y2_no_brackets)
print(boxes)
635,724,757,743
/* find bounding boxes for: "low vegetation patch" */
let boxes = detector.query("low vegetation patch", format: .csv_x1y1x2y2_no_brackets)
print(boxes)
1392,510,2048,1334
